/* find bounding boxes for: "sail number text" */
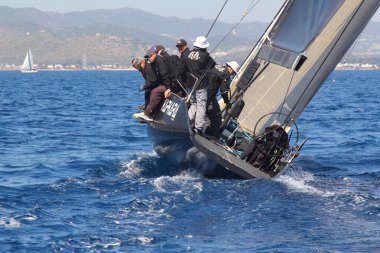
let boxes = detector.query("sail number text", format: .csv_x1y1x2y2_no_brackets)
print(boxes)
161,99,180,119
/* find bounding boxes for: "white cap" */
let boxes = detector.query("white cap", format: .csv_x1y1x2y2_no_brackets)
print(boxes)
226,61,240,74
193,36,210,49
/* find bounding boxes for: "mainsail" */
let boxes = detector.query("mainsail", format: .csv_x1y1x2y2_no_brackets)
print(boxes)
231,0,380,135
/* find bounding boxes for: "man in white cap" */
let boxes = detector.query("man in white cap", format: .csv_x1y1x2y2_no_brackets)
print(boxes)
187,36,216,135
206,61,240,137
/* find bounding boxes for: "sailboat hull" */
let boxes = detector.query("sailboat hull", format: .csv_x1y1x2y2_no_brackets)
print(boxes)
146,95,217,175
21,70,38,73
147,126,191,164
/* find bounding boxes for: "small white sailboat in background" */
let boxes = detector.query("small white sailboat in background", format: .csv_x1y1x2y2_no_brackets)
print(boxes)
21,49,38,73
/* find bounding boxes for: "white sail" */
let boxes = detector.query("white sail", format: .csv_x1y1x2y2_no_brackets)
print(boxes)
230,0,380,135
21,49,37,73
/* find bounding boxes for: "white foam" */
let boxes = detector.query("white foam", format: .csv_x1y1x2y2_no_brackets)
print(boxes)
102,239,121,249
276,172,335,197
119,152,156,178
22,214,37,221
152,171,203,194
353,194,367,206
130,236,153,245
0,217,21,228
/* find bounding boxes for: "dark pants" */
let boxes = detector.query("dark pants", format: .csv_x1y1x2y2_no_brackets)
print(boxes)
207,98,222,137
144,91,151,108
145,85,166,116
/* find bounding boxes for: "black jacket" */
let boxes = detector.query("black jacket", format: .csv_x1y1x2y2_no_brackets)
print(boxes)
207,65,231,104
155,51,184,90
142,61,159,91
155,52,172,89
187,48,216,89
177,47,191,86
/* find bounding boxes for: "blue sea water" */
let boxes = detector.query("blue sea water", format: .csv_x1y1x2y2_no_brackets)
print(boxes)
0,70,379,252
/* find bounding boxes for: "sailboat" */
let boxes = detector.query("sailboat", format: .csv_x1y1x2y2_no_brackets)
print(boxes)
135,0,380,179
21,49,38,73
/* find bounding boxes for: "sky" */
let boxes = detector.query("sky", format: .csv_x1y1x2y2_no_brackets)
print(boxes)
0,0,292,23
0,0,379,23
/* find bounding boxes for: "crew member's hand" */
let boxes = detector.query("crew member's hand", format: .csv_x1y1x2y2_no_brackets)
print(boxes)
164,89,173,99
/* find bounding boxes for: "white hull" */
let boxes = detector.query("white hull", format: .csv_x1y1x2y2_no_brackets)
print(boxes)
21,69,38,73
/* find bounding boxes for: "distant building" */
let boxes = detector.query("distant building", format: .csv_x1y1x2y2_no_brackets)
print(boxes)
336,62,379,70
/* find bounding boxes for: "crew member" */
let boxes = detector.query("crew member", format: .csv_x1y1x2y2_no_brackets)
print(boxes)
143,45,173,118
175,38,191,95
187,36,216,134
206,61,240,137
131,56,159,110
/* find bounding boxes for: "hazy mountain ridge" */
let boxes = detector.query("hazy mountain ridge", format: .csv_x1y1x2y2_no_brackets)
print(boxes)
0,6,379,66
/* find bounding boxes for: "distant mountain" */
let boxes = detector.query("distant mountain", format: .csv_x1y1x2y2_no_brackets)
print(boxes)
0,6,379,66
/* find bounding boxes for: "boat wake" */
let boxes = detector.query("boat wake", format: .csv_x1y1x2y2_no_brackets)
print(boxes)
119,152,208,179
276,174,335,197
152,171,203,194
276,165,335,197
119,152,156,178
275,163,379,218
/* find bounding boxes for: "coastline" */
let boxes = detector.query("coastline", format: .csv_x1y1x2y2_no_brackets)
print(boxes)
0,68,137,72
1,62,378,72
1,67,379,72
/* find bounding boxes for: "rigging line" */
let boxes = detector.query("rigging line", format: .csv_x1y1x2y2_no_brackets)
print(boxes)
287,1,365,119
210,0,262,53
206,0,229,38
187,0,260,103
277,70,296,121
188,0,261,102
343,31,363,63
185,59,215,103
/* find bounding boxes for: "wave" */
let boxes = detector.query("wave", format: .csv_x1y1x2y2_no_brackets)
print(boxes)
119,152,155,178
276,163,380,217
152,171,203,194
0,216,22,228
276,168,335,197
119,152,183,178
